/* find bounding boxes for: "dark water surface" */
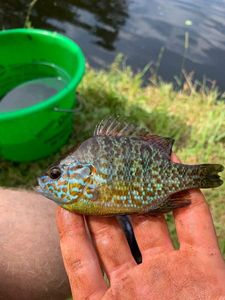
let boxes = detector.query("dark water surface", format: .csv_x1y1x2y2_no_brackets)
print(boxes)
1,0,225,89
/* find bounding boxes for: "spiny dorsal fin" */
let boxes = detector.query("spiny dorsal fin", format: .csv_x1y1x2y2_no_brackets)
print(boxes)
94,117,174,157
94,116,149,137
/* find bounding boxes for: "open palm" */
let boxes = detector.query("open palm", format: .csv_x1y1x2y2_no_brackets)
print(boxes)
57,155,225,300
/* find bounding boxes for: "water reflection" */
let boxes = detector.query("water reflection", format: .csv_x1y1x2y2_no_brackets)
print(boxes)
0,0,129,51
117,0,225,88
1,0,225,89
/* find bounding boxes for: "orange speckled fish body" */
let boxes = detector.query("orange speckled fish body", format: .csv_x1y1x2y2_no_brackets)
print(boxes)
36,118,224,215
63,136,184,214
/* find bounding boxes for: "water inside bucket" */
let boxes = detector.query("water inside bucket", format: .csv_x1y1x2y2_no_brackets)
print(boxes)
0,62,70,112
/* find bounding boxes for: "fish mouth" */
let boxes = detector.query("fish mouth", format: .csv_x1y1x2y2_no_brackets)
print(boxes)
34,177,75,205
34,185,43,194
34,177,45,194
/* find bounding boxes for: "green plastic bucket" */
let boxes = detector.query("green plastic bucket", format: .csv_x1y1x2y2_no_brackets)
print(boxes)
0,28,85,162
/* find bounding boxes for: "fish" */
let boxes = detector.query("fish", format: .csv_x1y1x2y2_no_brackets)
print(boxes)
36,117,224,215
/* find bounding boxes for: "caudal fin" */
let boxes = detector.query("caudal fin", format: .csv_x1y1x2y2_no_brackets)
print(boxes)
196,164,224,188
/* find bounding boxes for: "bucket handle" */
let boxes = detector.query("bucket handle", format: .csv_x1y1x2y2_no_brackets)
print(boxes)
54,94,83,114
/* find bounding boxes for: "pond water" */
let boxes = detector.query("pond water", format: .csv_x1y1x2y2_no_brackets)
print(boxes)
1,0,225,90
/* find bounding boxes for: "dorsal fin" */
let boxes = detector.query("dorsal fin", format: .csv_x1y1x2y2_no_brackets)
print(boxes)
94,116,149,137
142,135,174,157
94,117,174,157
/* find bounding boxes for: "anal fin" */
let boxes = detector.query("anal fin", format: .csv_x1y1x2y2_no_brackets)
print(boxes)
167,190,191,209
147,190,191,215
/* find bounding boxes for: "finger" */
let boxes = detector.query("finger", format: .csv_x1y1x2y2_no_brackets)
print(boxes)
56,208,107,300
87,216,136,279
131,214,174,260
171,154,220,253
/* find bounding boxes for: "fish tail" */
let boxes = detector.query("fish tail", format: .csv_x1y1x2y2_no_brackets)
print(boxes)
192,164,224,188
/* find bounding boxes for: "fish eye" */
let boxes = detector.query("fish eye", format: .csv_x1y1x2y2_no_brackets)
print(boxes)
49,166,62,180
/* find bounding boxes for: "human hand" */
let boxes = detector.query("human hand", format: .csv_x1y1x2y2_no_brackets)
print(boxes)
56,154,225,300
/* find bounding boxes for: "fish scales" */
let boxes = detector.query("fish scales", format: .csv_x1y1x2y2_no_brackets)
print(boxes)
36,117,224,215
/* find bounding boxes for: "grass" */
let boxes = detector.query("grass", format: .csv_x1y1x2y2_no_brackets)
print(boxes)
1,57,225,256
